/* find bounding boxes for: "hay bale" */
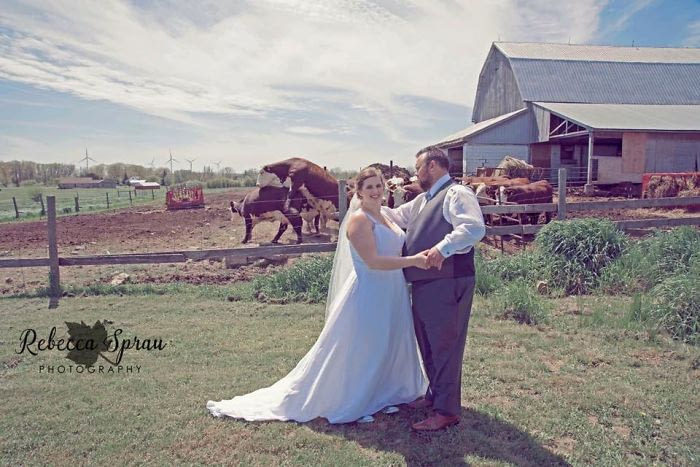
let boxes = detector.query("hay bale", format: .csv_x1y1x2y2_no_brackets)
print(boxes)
496,156,535,179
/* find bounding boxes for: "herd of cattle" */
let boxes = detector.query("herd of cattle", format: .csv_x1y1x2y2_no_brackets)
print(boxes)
229,157,554,244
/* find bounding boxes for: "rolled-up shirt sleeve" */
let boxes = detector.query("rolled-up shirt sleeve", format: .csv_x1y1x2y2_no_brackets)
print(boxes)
435,186,486,258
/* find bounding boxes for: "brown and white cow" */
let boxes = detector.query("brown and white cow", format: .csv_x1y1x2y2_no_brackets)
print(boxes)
257,157,339,231
385,176,423,207
230,186,319,244
497,180,554,224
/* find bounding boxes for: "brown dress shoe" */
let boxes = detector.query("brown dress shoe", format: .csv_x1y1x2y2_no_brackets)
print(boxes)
411,414,460,431
406,397,433,409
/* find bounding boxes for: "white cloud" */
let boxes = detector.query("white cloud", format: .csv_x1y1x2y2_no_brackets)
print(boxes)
0,0,608,168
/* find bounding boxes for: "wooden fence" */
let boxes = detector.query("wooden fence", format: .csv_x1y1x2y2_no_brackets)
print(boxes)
1,169,699,308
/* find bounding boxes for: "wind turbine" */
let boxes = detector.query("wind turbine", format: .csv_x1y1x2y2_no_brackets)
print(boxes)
149,157,155,169
212,161,221,173
78,148,97,174
165,149,178,174
185,158,196,172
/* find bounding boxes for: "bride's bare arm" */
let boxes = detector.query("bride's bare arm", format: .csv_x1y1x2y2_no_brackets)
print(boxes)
346,213,429,271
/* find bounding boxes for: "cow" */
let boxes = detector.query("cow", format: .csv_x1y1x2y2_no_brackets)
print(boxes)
466,177,530,200
257,157,339,232
385,176,423,208
229,186,319,244
497,180,554,224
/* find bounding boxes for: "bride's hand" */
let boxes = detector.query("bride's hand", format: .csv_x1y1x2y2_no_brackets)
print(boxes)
411,254,430,270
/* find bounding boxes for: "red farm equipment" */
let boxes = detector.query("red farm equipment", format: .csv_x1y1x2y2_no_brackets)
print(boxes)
166,185,205,210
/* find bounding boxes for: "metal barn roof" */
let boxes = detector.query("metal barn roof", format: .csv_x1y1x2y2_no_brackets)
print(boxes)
494,42,700,63
533,102,700,132
495,42,700,105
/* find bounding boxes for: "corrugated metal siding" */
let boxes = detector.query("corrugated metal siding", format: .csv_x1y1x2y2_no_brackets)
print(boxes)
645,133,700,172
469,109,535,144
463,144,529,174
495,42,700,63
511,60,700,104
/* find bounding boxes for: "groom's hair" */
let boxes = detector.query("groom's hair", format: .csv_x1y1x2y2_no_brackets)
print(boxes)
416,148,450,171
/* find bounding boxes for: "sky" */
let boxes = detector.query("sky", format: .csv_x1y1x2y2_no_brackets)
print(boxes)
0,0,699,171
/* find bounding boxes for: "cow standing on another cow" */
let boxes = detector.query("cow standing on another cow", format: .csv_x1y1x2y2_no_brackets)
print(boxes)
257,158,340,233
230,186,320,244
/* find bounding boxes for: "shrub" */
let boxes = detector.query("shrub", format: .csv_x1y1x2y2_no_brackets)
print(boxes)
252,255,333,303
206,178,238,189
475,248,503,296
535,219,627,294
494,280,550,325
599,226,700,294
644,259,700,344
28,188,43,203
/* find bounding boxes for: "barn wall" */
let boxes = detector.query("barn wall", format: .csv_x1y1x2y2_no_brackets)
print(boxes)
595,157,641,183
531,105,550,142
463,144,529,175
472,49,524,123
644,133,700,172
469,110,535,145
530,143,551,168
447,147,463,176
622,132,647,174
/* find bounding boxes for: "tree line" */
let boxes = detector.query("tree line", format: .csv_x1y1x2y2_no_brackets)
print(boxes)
0,160,358,188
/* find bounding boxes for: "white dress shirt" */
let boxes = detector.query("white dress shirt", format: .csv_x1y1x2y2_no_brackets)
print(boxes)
384,173,486,258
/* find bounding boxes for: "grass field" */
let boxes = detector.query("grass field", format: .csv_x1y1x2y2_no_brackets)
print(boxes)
1,288,697,465
0,185,237,222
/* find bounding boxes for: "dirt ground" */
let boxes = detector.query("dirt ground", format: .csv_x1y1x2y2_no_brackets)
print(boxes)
1,187,697,295
0,189,338,296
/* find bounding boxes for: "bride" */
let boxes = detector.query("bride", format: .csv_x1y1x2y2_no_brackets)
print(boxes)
206,167,429,424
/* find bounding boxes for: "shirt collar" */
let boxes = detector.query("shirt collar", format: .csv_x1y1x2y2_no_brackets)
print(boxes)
428,173,452,198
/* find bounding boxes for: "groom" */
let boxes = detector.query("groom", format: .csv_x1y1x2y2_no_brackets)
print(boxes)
386,148,486,431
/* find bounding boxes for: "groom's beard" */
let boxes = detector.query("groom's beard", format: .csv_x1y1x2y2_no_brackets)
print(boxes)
418,176,433,192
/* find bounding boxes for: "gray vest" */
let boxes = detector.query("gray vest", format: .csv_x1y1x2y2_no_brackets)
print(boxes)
402,179,475,283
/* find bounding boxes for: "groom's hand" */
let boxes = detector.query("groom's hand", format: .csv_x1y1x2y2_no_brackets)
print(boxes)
426,247,445,270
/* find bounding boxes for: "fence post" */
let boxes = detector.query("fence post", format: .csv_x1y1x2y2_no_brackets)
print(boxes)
47,196,60,309
129,190,133,205
106,192,110,209
558,168,567,220
12,196,19,218
74,196,80,212
338,179,347,223
39,194,45,217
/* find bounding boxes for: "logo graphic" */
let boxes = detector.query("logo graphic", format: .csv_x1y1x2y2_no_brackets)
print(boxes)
65,320,117,366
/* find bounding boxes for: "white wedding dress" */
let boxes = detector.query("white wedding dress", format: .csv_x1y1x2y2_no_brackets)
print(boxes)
206,205,428,424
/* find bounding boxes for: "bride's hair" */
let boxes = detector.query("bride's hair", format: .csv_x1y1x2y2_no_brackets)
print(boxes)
355,167,385,198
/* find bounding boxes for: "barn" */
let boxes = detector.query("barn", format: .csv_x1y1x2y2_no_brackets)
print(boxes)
58,177,118,189
426,42,700,191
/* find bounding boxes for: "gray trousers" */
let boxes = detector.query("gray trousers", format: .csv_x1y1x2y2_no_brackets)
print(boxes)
410,275,476,417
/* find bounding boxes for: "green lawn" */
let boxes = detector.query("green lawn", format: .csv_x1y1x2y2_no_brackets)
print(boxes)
1,290,698,465
0,185,237,222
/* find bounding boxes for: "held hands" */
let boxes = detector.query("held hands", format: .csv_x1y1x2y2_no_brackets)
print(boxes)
425,247,446,270
411,251,430,270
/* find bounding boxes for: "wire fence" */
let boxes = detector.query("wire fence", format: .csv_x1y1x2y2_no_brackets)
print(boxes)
0,186,167,222
474,166,590,187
